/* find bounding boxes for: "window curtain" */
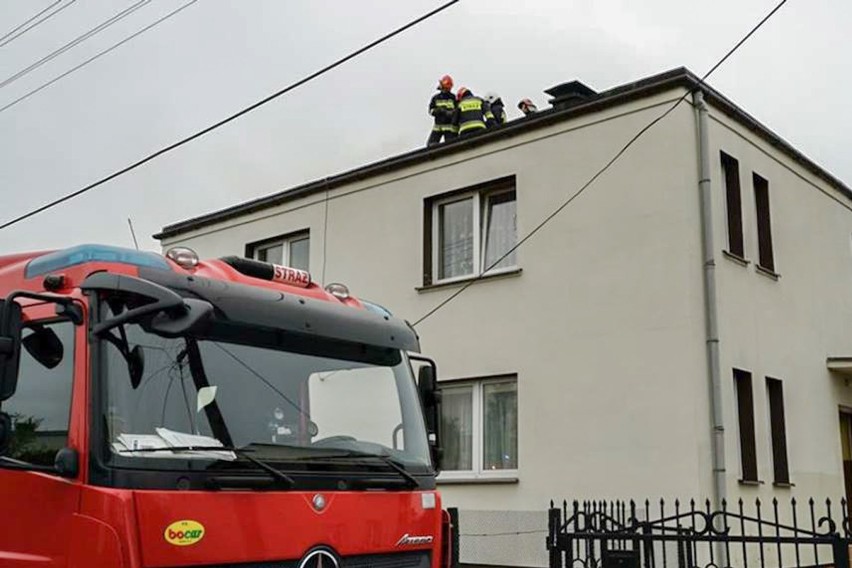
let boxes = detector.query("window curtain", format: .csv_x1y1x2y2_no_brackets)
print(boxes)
439,198,474,279
484,192,517,271
440,387,473,470
288,237,310,271
483,382,517,470
258,244,284,264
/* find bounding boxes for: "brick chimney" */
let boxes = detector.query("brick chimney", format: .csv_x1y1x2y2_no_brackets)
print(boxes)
545,80,597,110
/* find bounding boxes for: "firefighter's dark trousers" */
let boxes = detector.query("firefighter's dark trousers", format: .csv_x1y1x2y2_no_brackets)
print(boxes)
427,127,457,146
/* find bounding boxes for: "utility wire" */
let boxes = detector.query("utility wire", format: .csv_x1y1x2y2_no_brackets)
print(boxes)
0,1,62,44
411,0,789,328
321,178,331,286
0,0,75,48
0,0,461,232
0,0,198,115
0,0,151,91
460,529,547,537
0,0,63,45
210,342,308,420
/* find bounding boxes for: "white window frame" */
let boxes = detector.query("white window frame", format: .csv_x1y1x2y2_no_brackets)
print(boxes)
437,376,518,482
250,231,310,271
431,189,517,285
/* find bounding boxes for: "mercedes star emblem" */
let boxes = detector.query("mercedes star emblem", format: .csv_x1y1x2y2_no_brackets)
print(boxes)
298,548,339,568
312,494,327,511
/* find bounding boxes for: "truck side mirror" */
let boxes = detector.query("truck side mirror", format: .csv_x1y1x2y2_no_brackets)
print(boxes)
0,300,23,402
418,364,437,404
0,412,11,454
54,447,79,478
22,325,64,369
417,361,443,472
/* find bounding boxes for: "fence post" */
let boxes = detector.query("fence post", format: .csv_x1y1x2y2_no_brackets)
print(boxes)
641,522,653,568
448,507,460,568
548,506,564,568
832,533,849,568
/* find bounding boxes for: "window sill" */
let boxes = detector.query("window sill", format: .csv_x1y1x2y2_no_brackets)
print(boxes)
738,479,765,487
722,250,750,267
772,481,795,488
417,268,522,292
755,265,781,281
437,474,519,485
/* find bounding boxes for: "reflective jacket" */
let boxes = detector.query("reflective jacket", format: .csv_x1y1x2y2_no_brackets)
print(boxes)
429,90,457,133
489,98,507,126
454,92,494,135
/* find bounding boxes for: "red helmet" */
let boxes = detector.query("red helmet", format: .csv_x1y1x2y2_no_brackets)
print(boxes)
456,87,469,101
438,74,453,90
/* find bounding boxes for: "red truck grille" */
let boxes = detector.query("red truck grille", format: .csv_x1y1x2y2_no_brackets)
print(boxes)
164,551,430,568
345,551,430,568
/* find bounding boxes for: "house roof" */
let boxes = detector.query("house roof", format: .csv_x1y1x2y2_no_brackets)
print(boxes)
155,67,852,240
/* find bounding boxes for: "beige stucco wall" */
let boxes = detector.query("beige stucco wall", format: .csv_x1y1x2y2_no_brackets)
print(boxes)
709,109,852,505
159,88,852,564
161,89,716,516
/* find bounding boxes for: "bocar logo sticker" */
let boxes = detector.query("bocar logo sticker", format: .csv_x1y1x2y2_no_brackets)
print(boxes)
164,520,205,546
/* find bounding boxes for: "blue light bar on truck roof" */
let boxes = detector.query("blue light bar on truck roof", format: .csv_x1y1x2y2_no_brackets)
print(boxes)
361,300,394,318
25,244,170,278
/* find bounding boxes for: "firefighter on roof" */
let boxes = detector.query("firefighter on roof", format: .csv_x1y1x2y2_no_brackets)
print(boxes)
518,98,538,116
427,74,457,146
484,92,507,127
453,87,494,137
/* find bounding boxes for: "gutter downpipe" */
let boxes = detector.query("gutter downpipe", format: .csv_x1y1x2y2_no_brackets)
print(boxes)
694,90,727,519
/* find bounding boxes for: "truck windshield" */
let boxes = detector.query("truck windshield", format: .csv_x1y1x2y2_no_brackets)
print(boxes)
100,306,431,472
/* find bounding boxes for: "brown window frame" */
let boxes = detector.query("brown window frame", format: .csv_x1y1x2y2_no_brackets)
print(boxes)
423,175,516,286
721,152,744,258
734,369,758,482
766,377,790,484
753,173,775,272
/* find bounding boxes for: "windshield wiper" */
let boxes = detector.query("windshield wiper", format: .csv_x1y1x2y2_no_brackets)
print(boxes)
204,442,421,487
119,446,296,488
288,448,419,487
370,454,419,487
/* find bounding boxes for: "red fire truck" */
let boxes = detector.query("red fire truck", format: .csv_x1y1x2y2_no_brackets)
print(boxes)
0,244,454,567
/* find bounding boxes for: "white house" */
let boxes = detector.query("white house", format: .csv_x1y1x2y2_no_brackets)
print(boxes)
156,67,852,567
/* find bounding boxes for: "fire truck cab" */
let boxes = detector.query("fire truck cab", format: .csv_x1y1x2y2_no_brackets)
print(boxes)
0,244,452,568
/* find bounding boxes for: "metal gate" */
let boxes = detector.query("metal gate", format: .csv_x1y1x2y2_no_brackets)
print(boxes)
546,499,852,568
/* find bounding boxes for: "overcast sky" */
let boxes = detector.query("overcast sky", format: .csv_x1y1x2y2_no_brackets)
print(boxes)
0,0,848,255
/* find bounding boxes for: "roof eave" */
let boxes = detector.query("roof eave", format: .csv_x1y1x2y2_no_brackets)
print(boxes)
155,67,698,240
155,67,852,240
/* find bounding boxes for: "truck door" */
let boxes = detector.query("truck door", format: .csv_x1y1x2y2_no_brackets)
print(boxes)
0,312,82,566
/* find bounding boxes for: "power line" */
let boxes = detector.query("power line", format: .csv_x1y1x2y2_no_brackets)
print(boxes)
0,1,63,44
412,0,790,328
320,178,331,286
461,529,547,537
0,0,151,91
0,0,76,49
0,0,198,115
0,0,461,233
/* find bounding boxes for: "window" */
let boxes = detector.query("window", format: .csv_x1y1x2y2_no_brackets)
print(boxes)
766,378,790,484
246,231,310,272
424,177,517,285
438,376,518,479
721,152,744,257
4,321,75,466
734,369,758,482
753,173,775,272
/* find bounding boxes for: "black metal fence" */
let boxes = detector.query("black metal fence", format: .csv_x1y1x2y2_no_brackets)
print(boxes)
547,499,852,568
